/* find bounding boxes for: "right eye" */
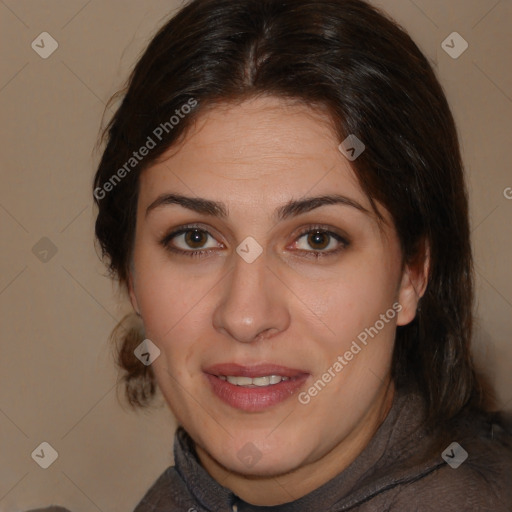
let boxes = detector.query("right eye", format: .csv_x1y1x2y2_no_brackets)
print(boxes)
160,226,224,258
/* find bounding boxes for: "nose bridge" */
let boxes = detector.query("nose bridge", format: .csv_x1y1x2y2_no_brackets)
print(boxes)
212,249,288,343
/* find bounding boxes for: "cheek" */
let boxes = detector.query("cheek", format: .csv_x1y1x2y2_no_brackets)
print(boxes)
133,239,207,326
293,256,400,347
132,256,218,377
138,276,210,348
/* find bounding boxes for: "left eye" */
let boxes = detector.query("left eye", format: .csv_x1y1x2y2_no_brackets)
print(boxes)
294,229,346,252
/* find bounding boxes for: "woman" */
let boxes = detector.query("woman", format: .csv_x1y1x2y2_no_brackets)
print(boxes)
93,0,512,510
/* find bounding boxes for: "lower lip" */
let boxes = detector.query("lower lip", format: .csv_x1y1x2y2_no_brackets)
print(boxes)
205,373,309,412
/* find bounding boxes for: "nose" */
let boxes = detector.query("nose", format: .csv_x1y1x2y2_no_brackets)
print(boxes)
212,249,290,344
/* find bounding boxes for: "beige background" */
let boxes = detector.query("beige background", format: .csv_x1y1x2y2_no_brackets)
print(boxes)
0,0,511,510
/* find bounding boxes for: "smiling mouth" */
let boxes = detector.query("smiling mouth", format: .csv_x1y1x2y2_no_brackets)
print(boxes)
203,363,310,411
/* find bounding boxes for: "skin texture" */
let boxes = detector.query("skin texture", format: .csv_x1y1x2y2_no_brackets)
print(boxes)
128,96,428,505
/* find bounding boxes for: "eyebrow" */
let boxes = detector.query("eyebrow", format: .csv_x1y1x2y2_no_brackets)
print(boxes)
145,193,370,221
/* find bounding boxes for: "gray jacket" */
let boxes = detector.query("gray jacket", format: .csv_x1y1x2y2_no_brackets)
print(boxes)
132,389,512,511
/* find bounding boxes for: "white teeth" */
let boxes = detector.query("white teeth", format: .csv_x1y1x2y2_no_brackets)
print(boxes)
221,375,290,387
252,376,271,386
226,376,253,386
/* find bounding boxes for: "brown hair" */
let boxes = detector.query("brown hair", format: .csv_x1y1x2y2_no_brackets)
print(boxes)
94,0,489,429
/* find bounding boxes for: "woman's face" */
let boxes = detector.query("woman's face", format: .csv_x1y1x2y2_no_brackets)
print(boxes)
129,96,422,481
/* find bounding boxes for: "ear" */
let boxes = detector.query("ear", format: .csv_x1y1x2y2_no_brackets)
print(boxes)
127,271,141,316
396,241,430,326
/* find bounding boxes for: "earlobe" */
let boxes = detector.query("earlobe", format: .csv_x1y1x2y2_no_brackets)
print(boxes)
396,242,430,326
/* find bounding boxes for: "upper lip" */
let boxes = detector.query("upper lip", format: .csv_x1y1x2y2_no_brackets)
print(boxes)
203,363,309,378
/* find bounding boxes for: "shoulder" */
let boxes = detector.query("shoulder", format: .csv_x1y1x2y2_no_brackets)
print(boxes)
132,466,198,512
388,461,512,511
387,408,512,511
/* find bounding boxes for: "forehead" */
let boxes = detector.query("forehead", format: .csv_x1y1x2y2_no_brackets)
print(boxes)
139,96,369,211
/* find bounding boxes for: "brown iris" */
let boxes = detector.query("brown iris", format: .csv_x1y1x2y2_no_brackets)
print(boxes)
307,231,330,250
185,229,208,248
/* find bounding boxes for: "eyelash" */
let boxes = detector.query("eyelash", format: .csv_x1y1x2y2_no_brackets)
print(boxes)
159,224,350,260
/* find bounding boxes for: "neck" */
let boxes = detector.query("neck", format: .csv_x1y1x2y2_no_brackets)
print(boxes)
195,378,395,506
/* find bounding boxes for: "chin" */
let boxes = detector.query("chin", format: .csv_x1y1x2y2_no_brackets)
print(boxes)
223,449,306,478
209,430,310,477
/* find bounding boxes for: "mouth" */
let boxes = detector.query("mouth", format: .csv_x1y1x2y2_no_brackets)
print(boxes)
203,363,310,412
